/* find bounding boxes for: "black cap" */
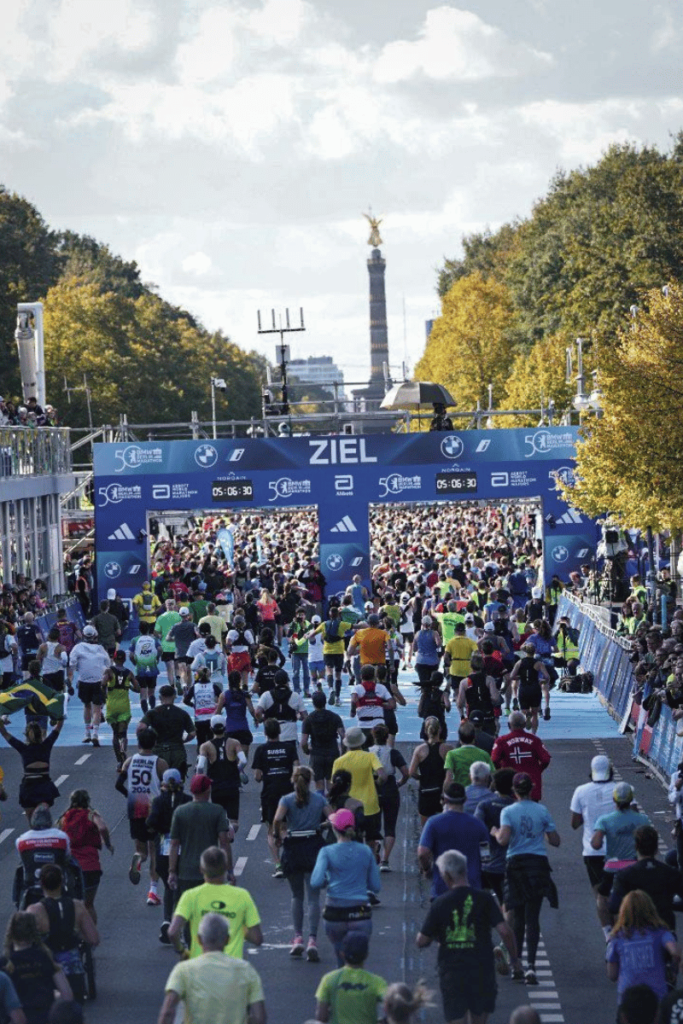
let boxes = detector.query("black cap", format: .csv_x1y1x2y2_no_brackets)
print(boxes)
468,709,484,725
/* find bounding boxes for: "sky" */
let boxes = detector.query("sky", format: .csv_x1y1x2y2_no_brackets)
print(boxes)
0,0,681,396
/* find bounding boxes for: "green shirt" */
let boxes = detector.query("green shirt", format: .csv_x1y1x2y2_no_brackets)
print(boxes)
190,599,210,624
166,951,264,1024
438,610,465,643
444,745,493,787
156,610,181,653
315,967,387,1024
289,621,310,655
175,883,260,959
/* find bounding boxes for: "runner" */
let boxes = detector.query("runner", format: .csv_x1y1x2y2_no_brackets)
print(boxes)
115,727,167,905
408,718,451,826
252,718,299,877
103,651,139,770
67,625,110,748
301,691,345,792
154,599,181,692
196,716,246,834
128,622,161,714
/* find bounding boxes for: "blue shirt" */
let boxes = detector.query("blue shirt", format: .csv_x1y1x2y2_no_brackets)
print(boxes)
419,810,489,897
594,808,651,870
278,790,327,832
500,800,556,858
606,927,674,998
310,841,381,904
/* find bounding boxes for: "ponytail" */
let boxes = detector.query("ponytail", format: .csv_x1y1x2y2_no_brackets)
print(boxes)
293,765,312,807
425,716,441,743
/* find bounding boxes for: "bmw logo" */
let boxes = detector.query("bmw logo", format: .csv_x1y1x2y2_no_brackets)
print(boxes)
551,545,569,563
326,553,344,571
440,435,464,460
104,561,122,578
195,443,218,468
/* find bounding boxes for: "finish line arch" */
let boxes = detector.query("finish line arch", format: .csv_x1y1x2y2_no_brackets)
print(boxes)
93,427,597,605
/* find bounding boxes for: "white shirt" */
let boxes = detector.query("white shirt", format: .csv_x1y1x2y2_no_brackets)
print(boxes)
668,771,683,822
257,690,305,742
353,682,392,727
1,634,17,672
186,638,208,661
69,641,110,683
570,779,615,856
227,628,255,654
308,632,324,662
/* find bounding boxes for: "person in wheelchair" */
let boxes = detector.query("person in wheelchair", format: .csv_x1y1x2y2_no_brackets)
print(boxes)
25,864,99,1005
14,805,83,908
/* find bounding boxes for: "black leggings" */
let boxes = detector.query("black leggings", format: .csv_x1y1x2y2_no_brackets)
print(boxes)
511,896,543,968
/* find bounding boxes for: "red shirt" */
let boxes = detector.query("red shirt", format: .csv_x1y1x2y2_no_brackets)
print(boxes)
491,729,551,800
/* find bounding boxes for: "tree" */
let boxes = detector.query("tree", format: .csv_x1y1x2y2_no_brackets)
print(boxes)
416,272,518,411
565,284,683,532
54,232,147,302
502,330,579,425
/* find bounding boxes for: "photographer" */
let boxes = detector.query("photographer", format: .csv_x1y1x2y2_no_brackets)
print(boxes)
428,403,453,432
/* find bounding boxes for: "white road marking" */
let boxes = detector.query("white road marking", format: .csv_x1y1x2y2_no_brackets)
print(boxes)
0,829,14,844
234,856,248,877
246,824,261,841
539,1017,564,1023
74,754,92,765
54,775,69,787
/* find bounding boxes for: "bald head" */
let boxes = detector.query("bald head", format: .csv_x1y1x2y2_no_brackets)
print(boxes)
508,711,527,730
509,1008,541,1024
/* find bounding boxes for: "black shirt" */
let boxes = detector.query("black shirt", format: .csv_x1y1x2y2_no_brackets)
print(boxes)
252,741,297,796
419,886,503,973
609,858,683,931
302,708,343,755
143,704,194,744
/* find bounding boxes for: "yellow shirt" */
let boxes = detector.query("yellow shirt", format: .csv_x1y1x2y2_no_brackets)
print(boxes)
198,614,227,644
445,636,478,677
314,620,351,656
166,951,264,1024
332,750,382,816
132,590,161,624
175,883,260,959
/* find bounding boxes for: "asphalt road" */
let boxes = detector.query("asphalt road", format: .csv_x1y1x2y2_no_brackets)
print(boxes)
0,682,672,1024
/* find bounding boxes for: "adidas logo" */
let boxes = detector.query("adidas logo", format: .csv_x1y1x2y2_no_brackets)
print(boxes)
556,508,583,525
330,515,358,533
108,523,136,540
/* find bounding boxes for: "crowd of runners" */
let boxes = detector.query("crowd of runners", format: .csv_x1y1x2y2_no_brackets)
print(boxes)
0,500,681,1023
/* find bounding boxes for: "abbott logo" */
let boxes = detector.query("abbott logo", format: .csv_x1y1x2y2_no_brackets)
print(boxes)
152,485,170,500
491,472,509,487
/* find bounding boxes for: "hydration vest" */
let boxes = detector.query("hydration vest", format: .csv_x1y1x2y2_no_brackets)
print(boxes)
193,680,217,718
272,685,297,723
465,670,494,717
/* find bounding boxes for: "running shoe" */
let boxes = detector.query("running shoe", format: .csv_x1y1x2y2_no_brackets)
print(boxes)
146,891,162,906
129,853,142,885
159,921,171,944
82,736,91,744
512,968,525,983
512,699,520,711
543,708,551,721
290,935,304,957
273,863,284,878
328,693,336,706
379,861,391,873
524,968,538,985
306,937,319,962
91,735,100,748
494,945,510,976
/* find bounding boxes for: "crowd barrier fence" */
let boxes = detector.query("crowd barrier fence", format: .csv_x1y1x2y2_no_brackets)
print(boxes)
558,594,683,780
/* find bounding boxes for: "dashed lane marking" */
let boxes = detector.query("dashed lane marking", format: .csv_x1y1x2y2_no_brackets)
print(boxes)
523,942,565,1022
54,775,69,787
234,856,248,877
74,754,92,765
246,825,261,841
0,829,14,844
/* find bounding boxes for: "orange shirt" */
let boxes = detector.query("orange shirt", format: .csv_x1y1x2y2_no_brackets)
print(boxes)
355,628,389,665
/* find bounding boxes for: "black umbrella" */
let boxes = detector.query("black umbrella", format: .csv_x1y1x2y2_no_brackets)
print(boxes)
380,381,455,410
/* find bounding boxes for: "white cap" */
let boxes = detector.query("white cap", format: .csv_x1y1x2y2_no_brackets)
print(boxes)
107,588,116,600
591,755,611,782
483,622,495,632
211,715,225,729
532,587,542,599
83,625,97,639
179,607,190,616
311,614,321,624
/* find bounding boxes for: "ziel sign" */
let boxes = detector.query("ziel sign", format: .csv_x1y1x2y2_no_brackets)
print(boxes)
93,427,596,603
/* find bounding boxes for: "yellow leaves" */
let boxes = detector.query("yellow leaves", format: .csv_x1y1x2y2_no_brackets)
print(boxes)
567,283,683,532
415,272,516,410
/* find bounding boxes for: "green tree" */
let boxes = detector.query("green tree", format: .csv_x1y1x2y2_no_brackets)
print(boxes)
502,330,579,425
416,272,518,411
566,283,683,532
55,231,147,302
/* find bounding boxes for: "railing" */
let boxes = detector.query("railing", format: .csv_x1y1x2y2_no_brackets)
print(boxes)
0,427,72,478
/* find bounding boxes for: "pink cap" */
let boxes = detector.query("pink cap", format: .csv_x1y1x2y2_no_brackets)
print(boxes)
329,808,355,831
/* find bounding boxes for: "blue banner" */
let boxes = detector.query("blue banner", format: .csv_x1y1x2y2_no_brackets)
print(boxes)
94,427,599,605
215,527,235,569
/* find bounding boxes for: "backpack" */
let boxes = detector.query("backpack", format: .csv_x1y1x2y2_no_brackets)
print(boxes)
272,685,297,722
323,619,341,644
357,683,384,712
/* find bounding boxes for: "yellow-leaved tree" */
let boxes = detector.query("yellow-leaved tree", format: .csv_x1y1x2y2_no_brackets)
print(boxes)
415,272,517,411
502,330,582,425
565,283,683,532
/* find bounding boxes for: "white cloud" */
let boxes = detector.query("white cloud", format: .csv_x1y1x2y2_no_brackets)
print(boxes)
373,6,553,84
182,251,213,276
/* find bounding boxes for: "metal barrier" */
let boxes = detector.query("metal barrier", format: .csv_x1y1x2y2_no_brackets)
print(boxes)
0,428,71,478
559,593,683,780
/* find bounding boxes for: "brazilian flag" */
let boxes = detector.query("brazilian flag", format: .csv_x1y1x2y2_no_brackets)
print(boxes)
0,679,65,720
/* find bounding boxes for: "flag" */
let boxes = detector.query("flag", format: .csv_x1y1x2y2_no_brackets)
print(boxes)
216,527,235,569
0,679,66,720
